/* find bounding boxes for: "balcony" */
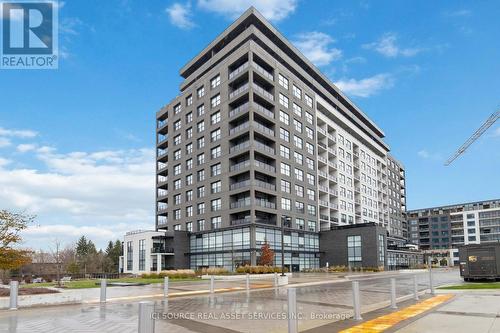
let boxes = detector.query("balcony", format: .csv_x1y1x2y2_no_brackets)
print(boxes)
317,127,326,136
229,121,250,135
253,122,274,136
252,62,274,81
230,141,250,154
229,61,249,80
254,142,275,155
252,83,274,101
229,102,250,118
230,198,252,209
318,170,327,178
319,200,329,207
254,160,275,173
318,156,327,164
151,247,174,254
229,82,249,99
231,217,251,226
318,142,327,150
319,185,329,193
329,202,338,209
254,180,276,191
230,180,251,191
255,199,276,209
328,175,338,183
230,160,251,172
253,102,274,119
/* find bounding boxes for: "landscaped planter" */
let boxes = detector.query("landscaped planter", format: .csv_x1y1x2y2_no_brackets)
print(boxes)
201,273,292,280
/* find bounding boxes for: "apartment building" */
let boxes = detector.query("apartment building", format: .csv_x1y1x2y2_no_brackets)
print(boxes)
407,199,500,265
386,155,407,246
155,7,405,272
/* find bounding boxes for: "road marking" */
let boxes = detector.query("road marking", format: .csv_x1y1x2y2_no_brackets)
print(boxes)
339,294,454,333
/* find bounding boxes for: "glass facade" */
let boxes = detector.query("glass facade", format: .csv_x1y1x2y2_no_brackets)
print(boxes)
189,226,319,271
138,239,146,271
347,235,362,267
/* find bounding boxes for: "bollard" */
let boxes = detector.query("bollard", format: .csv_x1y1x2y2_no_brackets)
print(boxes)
390,278,397,309
100,279,107,303
429,266,435,295
274,272,278,287
210,275,214,294
246,273,250,290
287,288,298,333
352,281,362,321
164,277,169,298
413,275,419,300
138,301,155,333
9,281,18,310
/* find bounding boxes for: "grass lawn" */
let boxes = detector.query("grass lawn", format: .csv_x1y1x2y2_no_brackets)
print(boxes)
21,277,201,289
438,282,500,290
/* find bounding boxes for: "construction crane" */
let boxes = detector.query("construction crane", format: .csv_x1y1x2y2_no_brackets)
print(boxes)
444,109,500,166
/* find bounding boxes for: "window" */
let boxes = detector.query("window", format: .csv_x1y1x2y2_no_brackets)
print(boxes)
293,103,302,117
211,216,221,229
293,135,303,149
211,163,221,176
305,127,314,140
211,74,220,89
138,239,145,271
197,169,205,181
280,145,290,159
186,206,193,217
186,190,193,201
197,219,205,231
279,93,289,108
294,168,303,181
278,73,289,89
211,180,221,194
211,198,221,211
211,94,221,108
174,134,181,145
307,189,315,201
186,127,193,139
211,111,221,124
174,164,181,176
306,157,314,170
211,146,221,159
197,153,205,165
186,94,193,106
174,209,181,220
280,162,291,176
174,120,181,131
126,241,133,271
186,222,193,232
295,201,304,213
292,84,302,99
174,224,181,231
197,136,205,149
308,220,316,232
186,174,193,185
174,194,181,205
305,112,313,125
174,149,181,160
197,86,205,98
378,234,385,263
305,94,313,108
281,198,291,211
347,235,362,265
279,110,290,125
307,204,316,216
186,112,193,123
197,202,205,214
296,218,305,230
295,184,304,197
307,173,315,186
279,128,290,142
197,104,205,116
293,119,302,133
174,179,181,190
306,142,314,155
197,120,205,133
211,128,221,142
294,151,303,165
186,143,193,155
280,179,291,193
197,186,205,198
174,103,181,114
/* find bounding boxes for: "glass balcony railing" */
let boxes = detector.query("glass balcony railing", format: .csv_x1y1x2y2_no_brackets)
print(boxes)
229,62,249,80
230,160,251,172
229,82,249,99
229,102,250,118
252,62,274,81
229,121,250,135
252,83,274,101
254,160,275,173
254,142,275,155
253,103,274,119
230,141,250,154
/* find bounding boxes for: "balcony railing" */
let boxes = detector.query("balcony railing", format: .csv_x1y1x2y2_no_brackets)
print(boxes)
230,198,252,209
229,121,250,135
229,102,250,118
252,83,274,101
254,142,275,155
318,170,327,178
252,62,274,81
230,160,251,172
151,247,174,254
230,141,250,154
254,160,275,173
318,156,327,164
253,103,274,119
255,199,276,209
230,180,251,190
229,82,249,99
319,185,329,193
319,200,329,207
254,180,276,191
253,122,274,136
229,61,249,80
231,217,251,225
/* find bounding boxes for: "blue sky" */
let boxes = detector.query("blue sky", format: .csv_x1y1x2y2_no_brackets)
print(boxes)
1,0,499,249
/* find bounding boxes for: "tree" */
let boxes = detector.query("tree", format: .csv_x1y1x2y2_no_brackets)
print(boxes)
0,210,33,270
258,242,274,266
105,240,122,273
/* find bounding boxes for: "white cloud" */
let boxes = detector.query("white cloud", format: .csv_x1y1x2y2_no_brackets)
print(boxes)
197,0,297,22
0,127,38,138
334,73,394,98
16,143,37,153
417,149,442,160
0,138,156,250
445,9,471,17
363,33,421,58
0,137,11,148
293,32,342,67
491,127,500,138
166,2,195,29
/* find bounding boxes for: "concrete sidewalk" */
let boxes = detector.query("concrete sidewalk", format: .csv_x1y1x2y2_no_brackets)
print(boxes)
393,291,500,333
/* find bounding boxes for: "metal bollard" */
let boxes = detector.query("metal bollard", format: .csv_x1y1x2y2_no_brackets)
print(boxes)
274,272,278,287
429,266,435,295
100,279,107,303
210,275,214,294
138,301,155,333
287,288,298,333
413,275,419,300
163,277,169,298
352,281,362,321
390,278,397,309
246,273,250,290
9,281,18,310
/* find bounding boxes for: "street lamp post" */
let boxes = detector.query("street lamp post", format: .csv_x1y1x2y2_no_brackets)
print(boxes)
281,216,290,276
